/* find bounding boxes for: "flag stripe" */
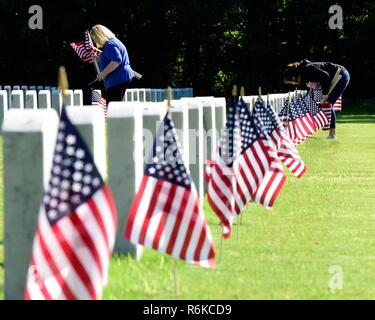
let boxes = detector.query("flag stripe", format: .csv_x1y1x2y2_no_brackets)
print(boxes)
52,223,97,299
138,180,164,245
125,176,150,241
152,184,177,250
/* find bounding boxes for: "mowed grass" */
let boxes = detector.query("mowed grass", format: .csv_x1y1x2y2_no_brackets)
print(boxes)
0,111,374,300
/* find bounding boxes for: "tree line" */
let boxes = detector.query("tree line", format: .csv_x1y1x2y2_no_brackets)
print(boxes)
0,0,373,99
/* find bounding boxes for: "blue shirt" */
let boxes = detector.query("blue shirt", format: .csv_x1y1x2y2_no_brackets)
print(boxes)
99,37,134,89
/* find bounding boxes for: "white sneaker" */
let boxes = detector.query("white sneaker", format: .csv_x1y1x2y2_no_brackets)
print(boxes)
326,134,337,140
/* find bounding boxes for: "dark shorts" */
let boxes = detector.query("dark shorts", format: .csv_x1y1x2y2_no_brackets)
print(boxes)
105,80,132,105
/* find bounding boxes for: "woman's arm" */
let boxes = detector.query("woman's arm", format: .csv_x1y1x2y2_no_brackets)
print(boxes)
97,61,120,81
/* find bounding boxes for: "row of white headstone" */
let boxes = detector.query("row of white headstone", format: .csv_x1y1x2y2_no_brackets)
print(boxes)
0,87,196,124
124,88,194,102
1,91,304,299
0,88,296,123
0,87,194,111
1,97,225,299
0,89,83,122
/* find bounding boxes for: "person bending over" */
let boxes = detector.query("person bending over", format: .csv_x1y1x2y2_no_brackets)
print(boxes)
90,24,134,104
284,59,350,140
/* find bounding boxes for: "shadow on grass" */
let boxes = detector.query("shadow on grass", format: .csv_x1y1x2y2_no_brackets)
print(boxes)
337,114,375,124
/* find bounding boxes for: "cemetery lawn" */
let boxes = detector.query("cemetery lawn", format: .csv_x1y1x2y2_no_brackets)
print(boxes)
1,111,375,300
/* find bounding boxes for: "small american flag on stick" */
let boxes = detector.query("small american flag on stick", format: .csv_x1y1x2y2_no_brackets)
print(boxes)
313,88,343,113
303,93,330,130
253,99,306,178
70,31,102,63
24,108,117,300
92,90,107,118
206,98,286,238
125,112,216,268
312,89,342,130
278,97,317,145
313,88,343,112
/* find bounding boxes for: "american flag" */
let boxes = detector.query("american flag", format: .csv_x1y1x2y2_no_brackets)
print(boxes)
70,31,102,63
92,90,107,118
313,89,342,113
278,97,317,145
312,89,342,130
24,108,117,300
302,93,330,129
314,89,331,130
253,100,306,178
125,112,216,268
206,98,286,238
333,96,342,112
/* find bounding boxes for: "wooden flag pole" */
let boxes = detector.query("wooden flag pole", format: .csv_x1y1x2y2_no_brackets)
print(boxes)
58,66,69,93
92,56,100,74
167,86,180,299
236,85,246,240
285,92,292,130
86,31,101,75
240,86,245,98
236,215,240,240
240,205,246,225
173,259,180,299
167,86,173,110
219,230,224,263
232,84,238,98
58,66,69,104
258,86,263,103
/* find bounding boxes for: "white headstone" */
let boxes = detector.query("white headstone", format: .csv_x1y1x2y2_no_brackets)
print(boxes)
51,90,62,115
65,106,107,179
11,90,24,109
25,90,37,109
213,97,226,136
0,90,9,124
63,90,74,107
4,85,12,108
182,98,204,204
169,99,190,166
142,102,167,162
38,90,51,109
138,89,146,102
132,89,139,102
107,102,144,258
73,89,83,106
125,89,133,102
2,109,59,300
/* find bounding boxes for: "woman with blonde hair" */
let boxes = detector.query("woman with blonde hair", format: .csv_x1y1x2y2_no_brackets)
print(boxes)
90,24,134,103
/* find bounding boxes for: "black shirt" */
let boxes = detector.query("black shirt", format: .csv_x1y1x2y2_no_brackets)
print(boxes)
298,59,343,94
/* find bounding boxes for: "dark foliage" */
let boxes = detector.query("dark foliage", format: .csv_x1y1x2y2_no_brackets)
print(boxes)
0,0,373,98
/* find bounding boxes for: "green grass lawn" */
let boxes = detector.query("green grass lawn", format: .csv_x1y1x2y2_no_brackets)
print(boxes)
1,112,375,300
